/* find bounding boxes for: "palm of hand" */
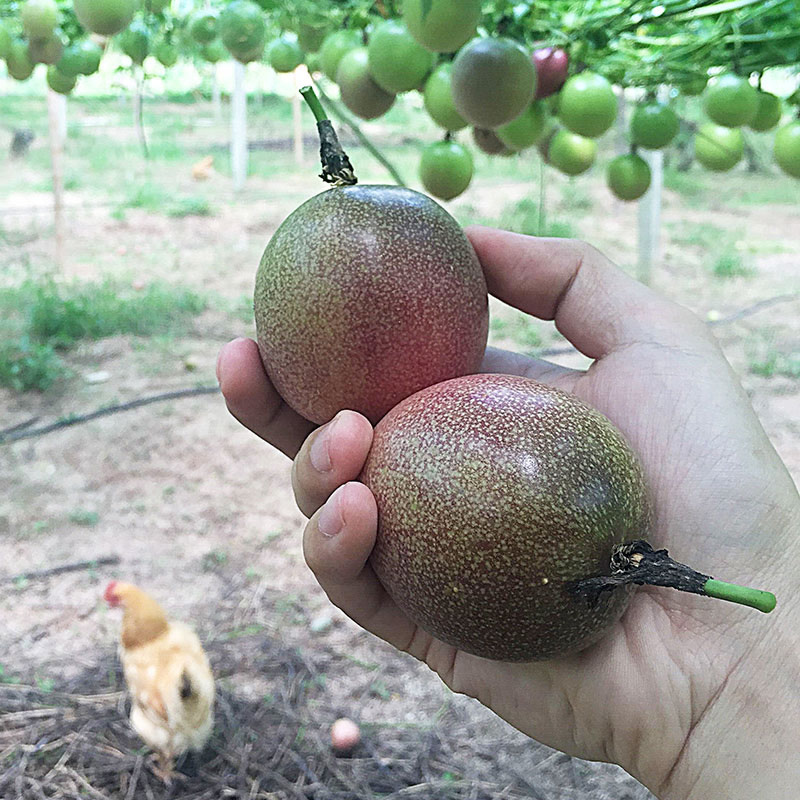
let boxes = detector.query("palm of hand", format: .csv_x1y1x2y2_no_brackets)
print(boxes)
448,334,784,793
218,228,798,800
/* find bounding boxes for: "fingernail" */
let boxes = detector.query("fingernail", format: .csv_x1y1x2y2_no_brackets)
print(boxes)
317,489,344,537
310,414,340,473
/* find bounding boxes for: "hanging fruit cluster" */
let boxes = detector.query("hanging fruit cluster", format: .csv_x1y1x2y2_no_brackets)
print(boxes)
1,0,798,196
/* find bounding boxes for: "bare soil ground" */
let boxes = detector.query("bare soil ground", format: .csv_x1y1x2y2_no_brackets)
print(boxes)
0,97,798,799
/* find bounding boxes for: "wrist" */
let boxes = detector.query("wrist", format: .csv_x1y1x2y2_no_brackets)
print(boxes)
657,561,800,799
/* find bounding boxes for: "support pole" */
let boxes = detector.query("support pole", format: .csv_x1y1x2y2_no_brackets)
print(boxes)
637,148,663,286
292,69,304,166
47,89,66,271
211,62,221,123
231,60,248,191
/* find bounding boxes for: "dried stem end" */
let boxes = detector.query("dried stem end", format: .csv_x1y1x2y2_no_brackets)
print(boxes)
300,85,357,187
571,540,776,614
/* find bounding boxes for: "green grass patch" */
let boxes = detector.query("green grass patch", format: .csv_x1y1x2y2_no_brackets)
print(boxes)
490,314,542,353
710,248,753,278
166,194,213,217
500,197,576,239
0,279,206,391
663,167,708,206
0,336,67,392
749,350,800,379
25,280,206,347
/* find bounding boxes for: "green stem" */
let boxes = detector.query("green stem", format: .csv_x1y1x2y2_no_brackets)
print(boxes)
300,85,328,124
314,82,407,187
703,579,777,613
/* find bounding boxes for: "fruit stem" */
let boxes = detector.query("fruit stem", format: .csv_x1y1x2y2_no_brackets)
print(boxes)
571,540,776,614
703,579,776,613
300,85,328,124
299,85,358,186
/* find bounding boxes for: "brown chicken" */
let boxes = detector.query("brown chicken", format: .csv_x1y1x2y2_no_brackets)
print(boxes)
191,155,214,181
104,581,215,779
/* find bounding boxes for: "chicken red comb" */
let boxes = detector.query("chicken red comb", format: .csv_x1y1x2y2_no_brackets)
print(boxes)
104,581,120,605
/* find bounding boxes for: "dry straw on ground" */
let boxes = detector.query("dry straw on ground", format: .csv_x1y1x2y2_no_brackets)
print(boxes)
1,632,650,800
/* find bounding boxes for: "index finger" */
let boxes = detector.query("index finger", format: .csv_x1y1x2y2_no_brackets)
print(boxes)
217,337,315,458
466,226,705,360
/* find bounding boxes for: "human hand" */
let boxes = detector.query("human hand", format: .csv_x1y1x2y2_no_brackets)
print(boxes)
217,228,800,800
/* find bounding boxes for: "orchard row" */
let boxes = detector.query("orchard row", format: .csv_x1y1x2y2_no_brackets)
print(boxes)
1,0,798,199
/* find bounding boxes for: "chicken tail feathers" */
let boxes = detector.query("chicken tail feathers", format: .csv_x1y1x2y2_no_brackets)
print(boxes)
179,670,193,701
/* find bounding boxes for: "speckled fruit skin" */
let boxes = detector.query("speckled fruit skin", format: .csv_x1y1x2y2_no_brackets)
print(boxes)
361,374,651,662
254,186,489,425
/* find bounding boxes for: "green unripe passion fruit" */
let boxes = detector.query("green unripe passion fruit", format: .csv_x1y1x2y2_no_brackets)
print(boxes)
496,101,548,151
694,123,744,171
46,64,77,94
336,47,395,121
367,19,434,94
548,129,597,175
320,29,360,82
73,0,136,36
419,140,474,200
423,64,468,132
558,72,617,138
703,74,758,128
607,153,651,201
268,33,303,73
748,91,782,133
773,121,800,178
630,102,679,149
402,0,481,53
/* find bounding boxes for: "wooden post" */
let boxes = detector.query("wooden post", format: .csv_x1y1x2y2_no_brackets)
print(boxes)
231,60,248,191
637,148,664,286
133,67,149,159
211,62,221,123
47,90,66,271
292,68,303,166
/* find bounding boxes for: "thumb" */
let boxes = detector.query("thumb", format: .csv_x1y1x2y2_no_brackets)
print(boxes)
466,227,705,360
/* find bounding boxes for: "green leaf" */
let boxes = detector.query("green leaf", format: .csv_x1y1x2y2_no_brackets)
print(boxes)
421,0,433,21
